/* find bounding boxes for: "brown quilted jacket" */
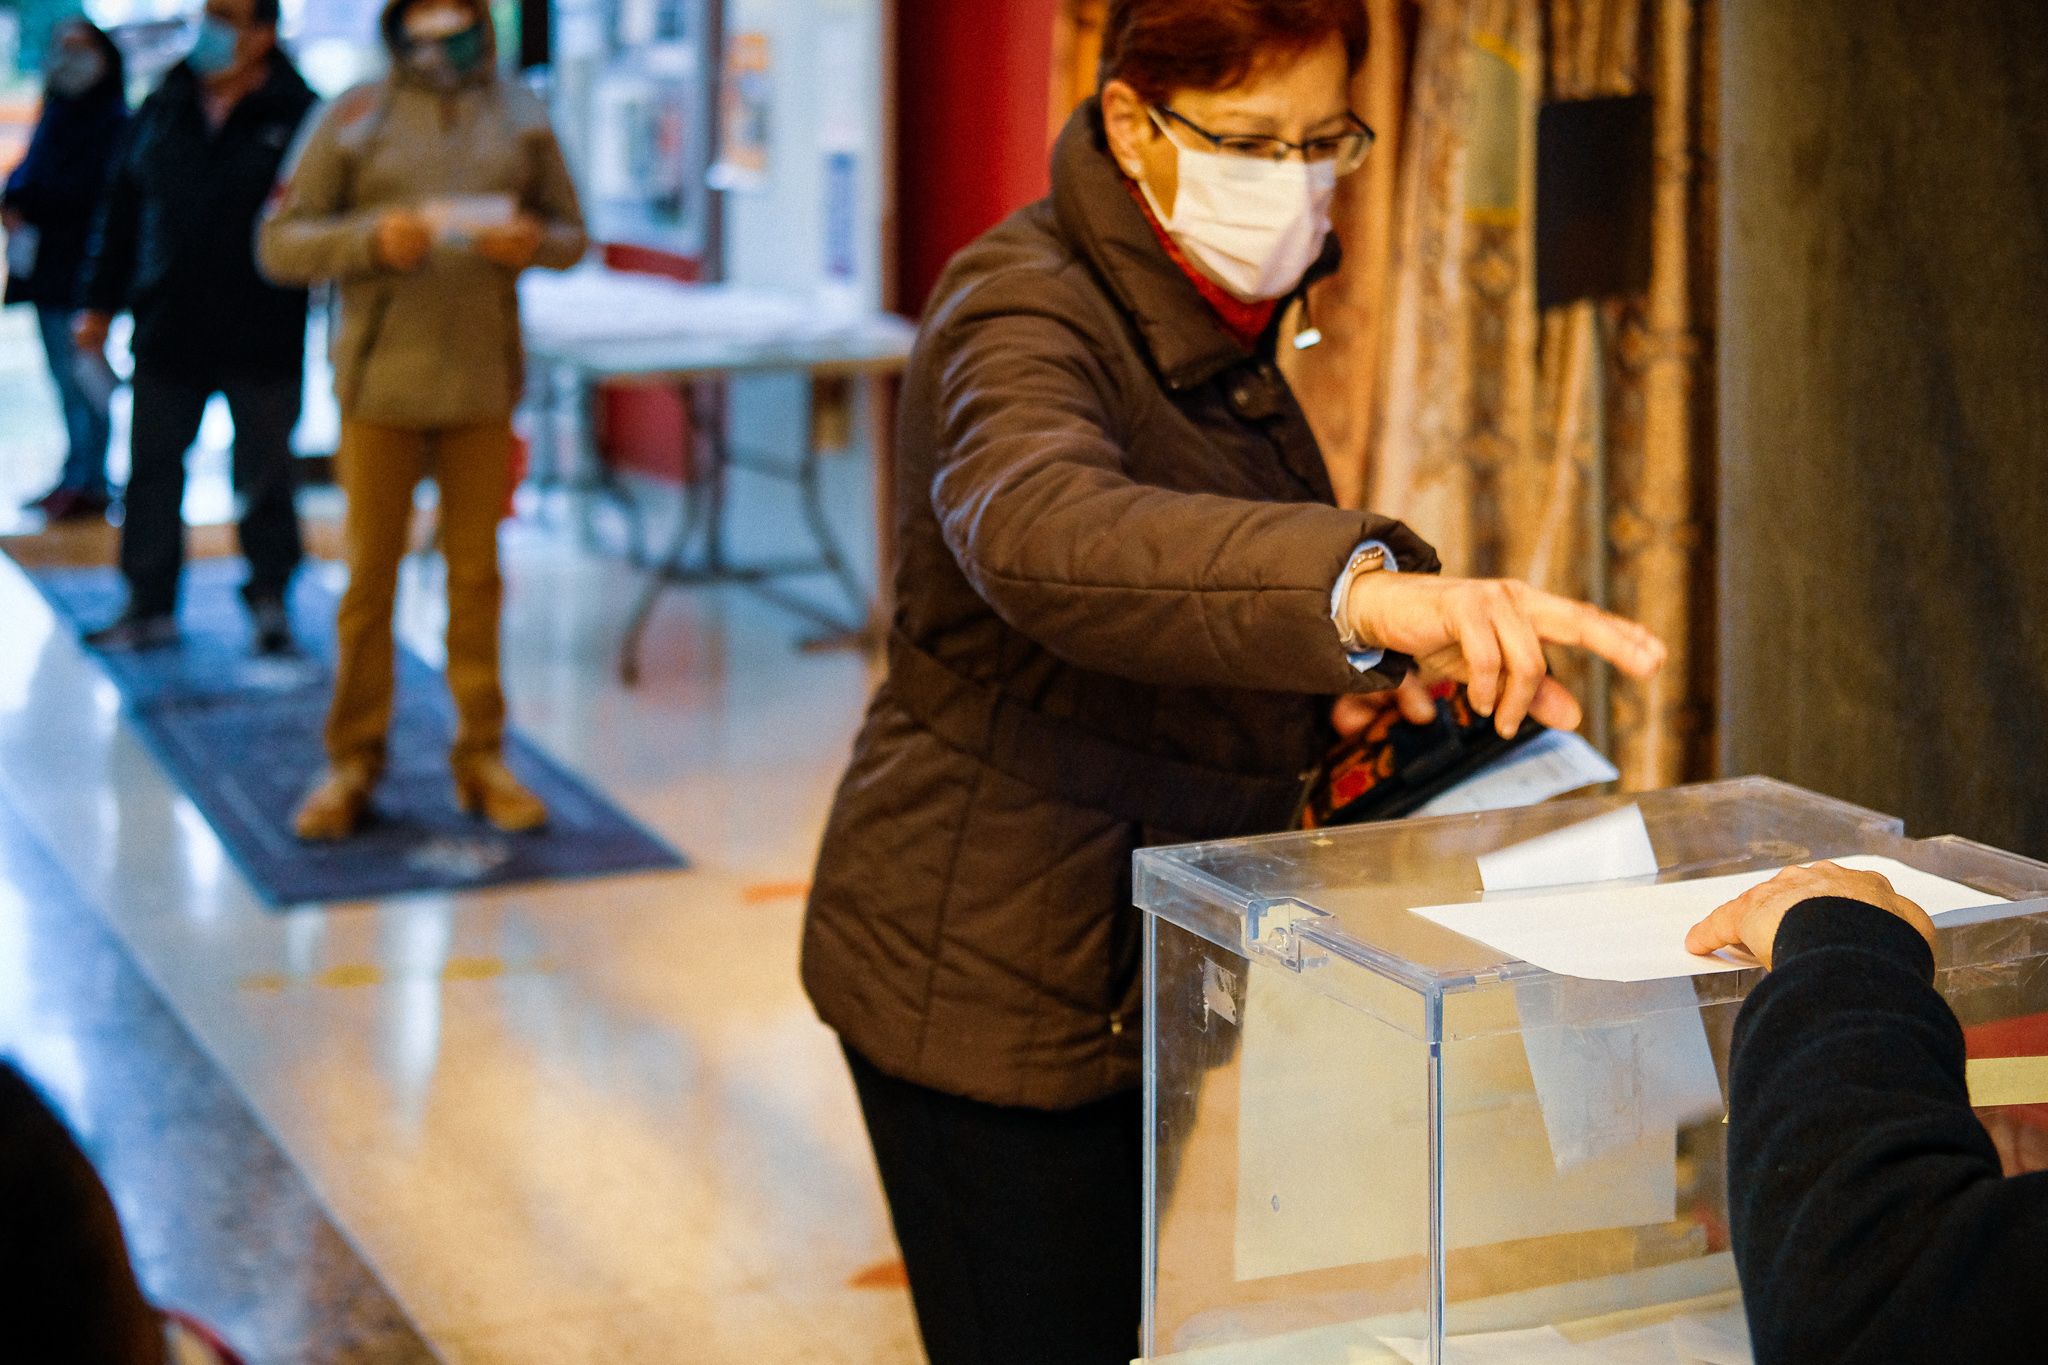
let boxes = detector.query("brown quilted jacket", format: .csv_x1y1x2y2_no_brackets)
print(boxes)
801,101,1439,1110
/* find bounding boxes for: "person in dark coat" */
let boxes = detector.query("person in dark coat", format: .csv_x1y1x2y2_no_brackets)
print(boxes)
2,18,128,523
799,1,1669,1361
74,0,316,655
1688,862,2048,1364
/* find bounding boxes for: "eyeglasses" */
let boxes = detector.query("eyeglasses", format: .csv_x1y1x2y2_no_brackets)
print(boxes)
1151,105,1377,174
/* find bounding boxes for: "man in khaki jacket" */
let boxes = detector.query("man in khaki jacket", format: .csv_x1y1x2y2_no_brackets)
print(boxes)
259,0,585,838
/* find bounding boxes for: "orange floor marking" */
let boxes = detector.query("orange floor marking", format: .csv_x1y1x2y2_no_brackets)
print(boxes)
742,880,812,905
848,1259,909,1291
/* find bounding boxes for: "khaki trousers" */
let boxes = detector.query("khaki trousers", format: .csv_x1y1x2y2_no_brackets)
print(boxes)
326,419,511,774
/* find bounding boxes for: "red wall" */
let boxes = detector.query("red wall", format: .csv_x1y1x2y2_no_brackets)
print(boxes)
594,243,706,483
894,0,1063,315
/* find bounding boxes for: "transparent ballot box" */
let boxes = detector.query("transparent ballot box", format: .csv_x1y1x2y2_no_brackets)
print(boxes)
1133,778,2048,1365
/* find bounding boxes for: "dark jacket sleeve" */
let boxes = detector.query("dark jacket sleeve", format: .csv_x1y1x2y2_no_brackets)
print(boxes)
2,107,121,223
1729,897,2048,1364
79,113,142,315
926,283,1438,694
2,119,52,214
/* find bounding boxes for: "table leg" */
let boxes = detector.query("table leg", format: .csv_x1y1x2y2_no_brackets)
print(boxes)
792,447,871,650
526,363,564,529
701,379,732,574
616,453,713,687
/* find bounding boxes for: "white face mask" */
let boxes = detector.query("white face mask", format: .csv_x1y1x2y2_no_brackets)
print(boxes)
1137,111,1338,303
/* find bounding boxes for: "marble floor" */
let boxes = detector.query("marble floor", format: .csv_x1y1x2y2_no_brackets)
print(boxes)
0,332,923,1361
0,793,434,1363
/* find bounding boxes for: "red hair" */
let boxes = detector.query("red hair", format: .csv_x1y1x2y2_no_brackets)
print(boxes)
1098,0,1370,103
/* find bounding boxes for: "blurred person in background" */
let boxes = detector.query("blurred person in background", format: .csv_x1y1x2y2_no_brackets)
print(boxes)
259,0,585,840
2,17,128,524
799,1,1667,1360
0,1060,244,1364
75,0,315,655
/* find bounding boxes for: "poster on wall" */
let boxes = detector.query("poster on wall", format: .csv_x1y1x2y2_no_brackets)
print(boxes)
823,150,858,286
592,69,699,231
707,31,772,192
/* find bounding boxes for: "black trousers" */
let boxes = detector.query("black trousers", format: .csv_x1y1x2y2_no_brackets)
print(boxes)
122,365,304,616
843,1044,1143,1365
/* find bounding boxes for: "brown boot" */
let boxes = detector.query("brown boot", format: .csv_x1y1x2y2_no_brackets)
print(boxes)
453,756,548,833
294,765,377,841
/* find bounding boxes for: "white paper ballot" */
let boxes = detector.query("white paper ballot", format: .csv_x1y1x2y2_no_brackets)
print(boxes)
1236,808,1686,1280
420,192,516,243
1415,854,2005,982
1416,729,1621,818
1381,1326,1574,1364
1383,1306,1751,1364
1516,976,1726,1168
1486,810,1720,1167
1670,1305,1753,1364
1478,805,1660,893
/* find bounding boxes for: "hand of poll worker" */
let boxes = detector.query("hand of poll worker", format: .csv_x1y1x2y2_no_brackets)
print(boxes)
1332,673,1439,739
1342,574,1667,739
1684,861,1938,969
72,311,111,353
473,215,543,270
373,210,433,271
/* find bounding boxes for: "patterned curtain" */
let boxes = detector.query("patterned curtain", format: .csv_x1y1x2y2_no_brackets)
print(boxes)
1049,0,1717,788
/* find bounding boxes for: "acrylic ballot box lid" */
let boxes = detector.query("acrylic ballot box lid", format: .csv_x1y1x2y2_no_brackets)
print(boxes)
1131,778,2048,1365
1135,776,2048,1009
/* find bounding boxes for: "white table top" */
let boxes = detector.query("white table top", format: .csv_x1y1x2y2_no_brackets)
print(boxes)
520,267,917,380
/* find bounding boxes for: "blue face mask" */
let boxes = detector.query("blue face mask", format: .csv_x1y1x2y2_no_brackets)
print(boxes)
186,15,241,77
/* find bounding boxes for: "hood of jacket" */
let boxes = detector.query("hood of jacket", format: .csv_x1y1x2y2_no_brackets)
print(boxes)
161,47,314,122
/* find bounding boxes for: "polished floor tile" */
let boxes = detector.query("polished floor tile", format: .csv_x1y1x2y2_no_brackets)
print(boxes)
0,440,921,1361
0,790,434,1364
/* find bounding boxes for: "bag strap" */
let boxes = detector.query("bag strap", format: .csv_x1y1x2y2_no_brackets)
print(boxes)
886,634,1310,841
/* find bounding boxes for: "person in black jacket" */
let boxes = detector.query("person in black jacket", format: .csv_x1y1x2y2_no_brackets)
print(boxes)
2,18,128,523
1686,862,2046,1364
76,0,316,655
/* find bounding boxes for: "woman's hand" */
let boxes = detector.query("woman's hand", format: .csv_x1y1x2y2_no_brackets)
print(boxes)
1684,862,1937,969
1332,673,1439,739
374,210,433,271
73,311,111,353
1344,573,1666,738
474,215,543,269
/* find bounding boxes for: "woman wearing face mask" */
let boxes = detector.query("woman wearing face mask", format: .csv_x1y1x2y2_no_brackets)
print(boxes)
258,0,585,839
3,19,128,524
800,3,1669,1362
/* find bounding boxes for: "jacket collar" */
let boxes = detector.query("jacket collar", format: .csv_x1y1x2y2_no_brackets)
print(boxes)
1049,98,1341,392
165,50,310,120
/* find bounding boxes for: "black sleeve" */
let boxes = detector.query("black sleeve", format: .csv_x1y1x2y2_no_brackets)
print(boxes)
7,117,119,222
79,116,142,316
1729,897,2048,1364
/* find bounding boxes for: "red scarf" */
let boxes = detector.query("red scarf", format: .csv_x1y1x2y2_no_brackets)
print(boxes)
1126,178,1279,350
